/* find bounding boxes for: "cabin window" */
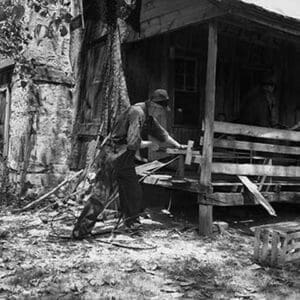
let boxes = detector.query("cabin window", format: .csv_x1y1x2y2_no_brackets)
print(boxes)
174,57,199,126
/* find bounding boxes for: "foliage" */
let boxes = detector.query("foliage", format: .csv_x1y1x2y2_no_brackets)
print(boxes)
0,0,72,60
0,1,25,57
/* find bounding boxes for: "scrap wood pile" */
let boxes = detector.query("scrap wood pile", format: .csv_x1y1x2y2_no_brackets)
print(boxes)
13,156,165,244
10,161,159,251
15,167,114,232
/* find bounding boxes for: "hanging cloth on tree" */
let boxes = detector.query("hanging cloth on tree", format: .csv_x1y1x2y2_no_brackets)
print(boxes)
99,0,138,137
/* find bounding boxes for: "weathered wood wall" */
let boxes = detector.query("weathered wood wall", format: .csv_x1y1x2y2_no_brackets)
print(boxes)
74,2,300,166
127,0,223,41
124,34,169,103
280,47,300,128
125,19,300,145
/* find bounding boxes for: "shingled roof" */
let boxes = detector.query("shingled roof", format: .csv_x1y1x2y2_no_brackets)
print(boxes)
238,0,300,20
209,0,300,36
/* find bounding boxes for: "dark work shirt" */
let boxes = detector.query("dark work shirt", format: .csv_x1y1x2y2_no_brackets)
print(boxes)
110,102,169,152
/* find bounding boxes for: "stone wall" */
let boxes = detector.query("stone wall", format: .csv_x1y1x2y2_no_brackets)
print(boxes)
3,1,80,195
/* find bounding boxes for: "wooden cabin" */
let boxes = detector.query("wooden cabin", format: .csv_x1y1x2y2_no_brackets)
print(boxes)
74,0,300,234
124,0,300,234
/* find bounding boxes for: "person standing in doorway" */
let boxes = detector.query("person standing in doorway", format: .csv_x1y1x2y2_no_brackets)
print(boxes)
239,73,279,127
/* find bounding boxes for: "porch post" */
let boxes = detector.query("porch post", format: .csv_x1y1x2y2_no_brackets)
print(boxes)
198,21,218,235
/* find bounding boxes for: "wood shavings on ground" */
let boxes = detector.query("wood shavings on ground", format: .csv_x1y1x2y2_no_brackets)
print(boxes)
0,208,299,299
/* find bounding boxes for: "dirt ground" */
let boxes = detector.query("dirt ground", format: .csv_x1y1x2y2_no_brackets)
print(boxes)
0,203,300,300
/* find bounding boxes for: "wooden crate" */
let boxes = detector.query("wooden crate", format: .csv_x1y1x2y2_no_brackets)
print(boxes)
254,222,300,266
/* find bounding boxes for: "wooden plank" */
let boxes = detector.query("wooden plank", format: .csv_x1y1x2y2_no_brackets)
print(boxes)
253,222,300,232
261,229,270,262
177,155,185,177
205,192,300,206
199,205,213,236
258,158,272,192
212,182,243,186
254,228,261,261
213,121,300,142
238,176,276,216
258,192,300,204
211,163,300,178
185,140,194,165
204,193,244,206
271,231,280,266
195,153,269,164
200,21,218,187
212,181,300,187
166,148,200,155
142,175,206,194
258,182,300,186
205,138,300,156
198,22,218,236
135,160,165,176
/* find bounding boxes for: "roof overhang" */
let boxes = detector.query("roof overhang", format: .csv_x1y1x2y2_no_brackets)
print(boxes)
126,0,225,42
126,0,300,43
210,0,300,37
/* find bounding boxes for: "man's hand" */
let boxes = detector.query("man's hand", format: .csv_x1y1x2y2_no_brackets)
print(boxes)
178,144,187,150
173,141,187,150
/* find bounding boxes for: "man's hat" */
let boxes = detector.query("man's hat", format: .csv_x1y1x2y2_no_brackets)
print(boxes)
150,89,169,103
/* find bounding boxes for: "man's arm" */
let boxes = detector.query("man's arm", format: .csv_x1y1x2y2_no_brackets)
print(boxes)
148,116,186,149
165,135,185,149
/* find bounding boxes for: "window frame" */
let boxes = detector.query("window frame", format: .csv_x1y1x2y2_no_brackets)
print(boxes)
174,56,198,93
173,55,200,127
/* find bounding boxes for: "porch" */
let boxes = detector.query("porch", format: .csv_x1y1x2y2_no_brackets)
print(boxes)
72,0,300,235
137,120,300,235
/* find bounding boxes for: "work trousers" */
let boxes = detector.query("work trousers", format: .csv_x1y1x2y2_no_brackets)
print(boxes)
72,145,143,239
